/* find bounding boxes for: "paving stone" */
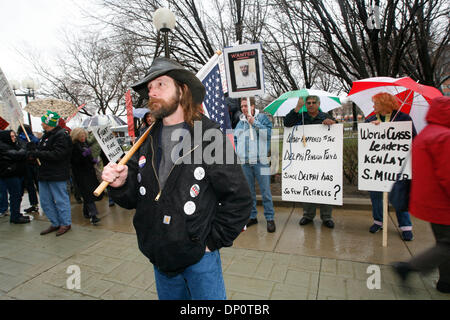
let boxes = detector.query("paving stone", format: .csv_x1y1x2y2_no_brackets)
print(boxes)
102,260,148,285
270,283,309,300
224,274,274,298
101,283,139,300
130,288,158,300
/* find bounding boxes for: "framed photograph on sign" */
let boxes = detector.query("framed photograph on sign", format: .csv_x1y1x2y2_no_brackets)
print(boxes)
223,43,265,98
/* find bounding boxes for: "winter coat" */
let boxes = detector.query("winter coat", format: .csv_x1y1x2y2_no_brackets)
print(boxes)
109,115,252,276
365,110,418,137
35,126,72,181
234,109,272,163
284,109,335,127
409,96,450,225
71,141,102,203
0,130,27,178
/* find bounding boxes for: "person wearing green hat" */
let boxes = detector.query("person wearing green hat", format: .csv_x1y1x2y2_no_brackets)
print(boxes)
26,110,73,236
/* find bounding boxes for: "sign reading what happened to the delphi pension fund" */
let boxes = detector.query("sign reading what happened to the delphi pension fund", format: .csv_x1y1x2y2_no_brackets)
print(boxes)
358,121,412,192
282,124,343,205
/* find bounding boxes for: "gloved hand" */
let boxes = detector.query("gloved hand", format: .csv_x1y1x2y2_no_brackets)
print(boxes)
82,148,92,157
26,142,37,151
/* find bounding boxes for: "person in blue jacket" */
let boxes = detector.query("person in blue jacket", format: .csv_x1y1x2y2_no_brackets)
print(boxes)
365,92,417,241
235,97,276,233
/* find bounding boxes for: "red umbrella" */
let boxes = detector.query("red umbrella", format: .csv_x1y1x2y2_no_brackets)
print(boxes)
347,76,442,133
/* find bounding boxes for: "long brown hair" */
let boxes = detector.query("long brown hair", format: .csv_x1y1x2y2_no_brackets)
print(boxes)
175,80,203,127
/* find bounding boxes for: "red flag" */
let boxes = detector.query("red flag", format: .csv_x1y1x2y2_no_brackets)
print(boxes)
66,103,86,122
0,116,9,130
125,90,136,142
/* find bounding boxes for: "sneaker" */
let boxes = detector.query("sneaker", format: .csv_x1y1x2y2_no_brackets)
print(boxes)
246,218,258,228
401,231,414,241
24,205,39,213
323,220,335,229
369,224,382,233
0,211,9,217
90,216,101,225
267,220,276,233
299,217,313,226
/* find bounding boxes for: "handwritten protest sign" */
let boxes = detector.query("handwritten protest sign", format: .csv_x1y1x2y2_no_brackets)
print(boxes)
358,122,412,192
0,67,23,119
282,124,343,205
91,126,124,163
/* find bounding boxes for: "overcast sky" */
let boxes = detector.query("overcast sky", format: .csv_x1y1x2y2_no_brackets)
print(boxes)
0,0,99,128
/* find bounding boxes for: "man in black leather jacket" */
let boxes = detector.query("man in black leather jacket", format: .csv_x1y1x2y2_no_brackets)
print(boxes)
102,57,251,300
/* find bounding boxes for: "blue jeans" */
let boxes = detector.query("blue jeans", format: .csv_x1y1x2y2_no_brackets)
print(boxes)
242,163,275,221
154,250,226,300
39,181,71,227
369,191,412,231
0,177,23,221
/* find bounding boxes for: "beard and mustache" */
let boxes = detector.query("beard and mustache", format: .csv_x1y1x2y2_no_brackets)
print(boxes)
147,89,181,120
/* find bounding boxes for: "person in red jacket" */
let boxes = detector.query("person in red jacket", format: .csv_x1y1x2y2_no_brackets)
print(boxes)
393,96,450,294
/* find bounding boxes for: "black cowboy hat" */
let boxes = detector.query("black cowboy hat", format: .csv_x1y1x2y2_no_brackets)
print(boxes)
131,57,206,105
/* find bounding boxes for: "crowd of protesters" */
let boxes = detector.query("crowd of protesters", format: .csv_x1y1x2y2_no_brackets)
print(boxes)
0,82,448,296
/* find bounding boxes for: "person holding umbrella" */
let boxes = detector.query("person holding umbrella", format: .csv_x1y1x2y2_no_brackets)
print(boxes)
365,92,417,241
284,95,337,228
26,111,73,236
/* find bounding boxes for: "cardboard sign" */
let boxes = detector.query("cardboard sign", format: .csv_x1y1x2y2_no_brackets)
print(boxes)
358,121,412,192
282,124,343,205
0,67,23,119
91,125,124,163
223,43,265,98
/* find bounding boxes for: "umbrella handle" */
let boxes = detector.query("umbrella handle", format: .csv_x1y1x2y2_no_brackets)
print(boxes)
19,121,41,166
93,123,154,197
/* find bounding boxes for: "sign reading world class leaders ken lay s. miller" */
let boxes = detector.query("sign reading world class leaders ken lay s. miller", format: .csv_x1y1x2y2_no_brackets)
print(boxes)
91,126,124,164
358,121,412,192
282,124,343,206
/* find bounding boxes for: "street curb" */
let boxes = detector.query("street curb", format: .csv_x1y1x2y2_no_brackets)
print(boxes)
256,195,372,210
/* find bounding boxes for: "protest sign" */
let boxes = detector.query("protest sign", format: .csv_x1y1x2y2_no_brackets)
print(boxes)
91,125,124,163
222,43,265,98
282,124,343,205
358,122,412,192
0,67,23,119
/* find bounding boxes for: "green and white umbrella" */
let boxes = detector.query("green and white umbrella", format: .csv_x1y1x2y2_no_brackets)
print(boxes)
264,89,342,116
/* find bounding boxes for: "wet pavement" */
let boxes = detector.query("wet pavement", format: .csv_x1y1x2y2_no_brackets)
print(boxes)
0,194,449,300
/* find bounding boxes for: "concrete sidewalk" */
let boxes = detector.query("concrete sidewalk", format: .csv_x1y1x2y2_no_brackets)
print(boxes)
0,195,448,300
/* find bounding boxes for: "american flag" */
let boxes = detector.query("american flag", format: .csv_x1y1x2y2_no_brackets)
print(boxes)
196,54,232,133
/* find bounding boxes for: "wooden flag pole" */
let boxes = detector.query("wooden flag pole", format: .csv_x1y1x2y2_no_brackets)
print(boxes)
93,123,154,197
382,192,388,247
18,119,41,166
